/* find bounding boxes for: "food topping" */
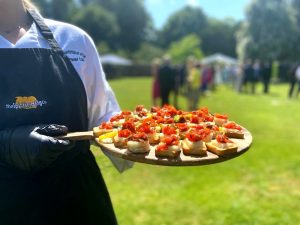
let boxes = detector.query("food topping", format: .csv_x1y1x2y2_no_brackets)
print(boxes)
216,134,233,143
129,132,148,142
118,129,132,138
223,122,242,130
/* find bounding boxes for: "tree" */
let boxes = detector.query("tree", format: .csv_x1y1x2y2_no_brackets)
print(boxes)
291,0,300,26
236,0,298,61
32,0,52,17
159,6,207,48
51,0,77,22
114,0,151,51
33,0,77,22
167,34,203,64
78,0,93,5
71,4,120,49
132,43,164,64
202,18,239,57
95,0,119,12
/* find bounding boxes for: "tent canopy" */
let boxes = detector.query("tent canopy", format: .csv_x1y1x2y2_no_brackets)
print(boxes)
101,54,133,66
201,53,238,65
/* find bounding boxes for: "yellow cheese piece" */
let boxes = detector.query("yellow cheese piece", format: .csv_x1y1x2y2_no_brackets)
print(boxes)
98,131,117,140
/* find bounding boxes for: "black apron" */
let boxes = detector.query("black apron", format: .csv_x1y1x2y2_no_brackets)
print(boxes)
0,10,118,225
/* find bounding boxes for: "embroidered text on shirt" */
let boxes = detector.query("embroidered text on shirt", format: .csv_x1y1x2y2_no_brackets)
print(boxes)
64,50,86,62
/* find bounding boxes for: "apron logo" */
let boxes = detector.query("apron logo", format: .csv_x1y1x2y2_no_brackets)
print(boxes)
5,96,47,110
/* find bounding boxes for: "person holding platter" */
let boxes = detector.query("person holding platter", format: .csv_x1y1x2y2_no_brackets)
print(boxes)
0,0,132,224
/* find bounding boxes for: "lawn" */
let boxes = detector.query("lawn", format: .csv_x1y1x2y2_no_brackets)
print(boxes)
92,77,300,225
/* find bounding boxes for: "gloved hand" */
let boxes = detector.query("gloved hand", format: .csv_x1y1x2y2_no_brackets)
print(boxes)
0,124,74,172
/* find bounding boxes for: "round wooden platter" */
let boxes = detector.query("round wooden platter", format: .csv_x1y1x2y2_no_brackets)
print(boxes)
95,128,252,167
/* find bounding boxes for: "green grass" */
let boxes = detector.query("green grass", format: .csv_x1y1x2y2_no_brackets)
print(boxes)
92,77,300,225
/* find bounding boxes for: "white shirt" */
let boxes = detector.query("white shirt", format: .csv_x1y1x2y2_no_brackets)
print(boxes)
0,18,134,172
0,18,120,130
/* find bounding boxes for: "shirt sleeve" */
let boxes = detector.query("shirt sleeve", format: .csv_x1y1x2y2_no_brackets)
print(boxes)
79,34,134,173
80,34,121,130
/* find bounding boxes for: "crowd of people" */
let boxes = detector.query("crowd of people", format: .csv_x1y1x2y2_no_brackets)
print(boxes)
151,55,215,110
151,56,300,110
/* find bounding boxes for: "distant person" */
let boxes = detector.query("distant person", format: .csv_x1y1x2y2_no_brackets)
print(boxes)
261,62,272,94
207,64,215,92
235,63,244,93
288,64,298,98
179,56,194,97
279,62,290,82
295,64,300,97
214,64,223,86
173,65,181,109
158,55,176,106
151,58,161,106
187,62,201,111
251,60,260,94
200,64,214,95
242,60,253,93
178,62,187,93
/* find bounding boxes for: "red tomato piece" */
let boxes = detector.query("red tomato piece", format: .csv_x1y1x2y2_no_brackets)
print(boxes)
130,132,148,141
156,143,168,151
138,124,154,134
162,126,177,135
121,110,132,116
162,135,179,146
176,123,189,132
214,113,228,120
122,120,136,133
100,122,114,130
223,122,242,130
118,129,132,138
135,105,145,112
216,134,233,143
110,114,124,122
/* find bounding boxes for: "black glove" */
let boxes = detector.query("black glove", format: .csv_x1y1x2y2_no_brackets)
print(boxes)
0,124,74,172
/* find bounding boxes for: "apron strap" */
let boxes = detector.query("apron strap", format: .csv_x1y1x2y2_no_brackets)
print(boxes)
27,9,63,53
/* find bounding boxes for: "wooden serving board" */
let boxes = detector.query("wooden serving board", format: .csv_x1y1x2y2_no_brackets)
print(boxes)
57,131,94,140
95,128,253,167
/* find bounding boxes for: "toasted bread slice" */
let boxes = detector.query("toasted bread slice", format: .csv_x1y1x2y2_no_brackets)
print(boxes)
181,139,207,156
127,140,150,153
113,135,128,149
93,126,114,137
155,145,181,158
224,129,244,139
206,140,238,156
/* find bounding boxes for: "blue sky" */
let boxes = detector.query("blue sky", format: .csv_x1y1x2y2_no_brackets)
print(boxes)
144,0,250,29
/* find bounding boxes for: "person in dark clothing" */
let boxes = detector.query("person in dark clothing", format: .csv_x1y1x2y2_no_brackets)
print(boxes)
158,55,176,106
261,62,272,94
242,60,253,93
288,63,300,98
251,60,261,94
0,1,126,224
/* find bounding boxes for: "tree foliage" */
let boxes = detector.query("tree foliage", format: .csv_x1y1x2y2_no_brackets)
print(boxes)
236,0,299,61
113,0,151,51
202,18,238,57
71,4,120,49
167,34,203,64
291,0,300,26
30,0,300,65
132,43,164,64
159,6,240,58
159,6,207,48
